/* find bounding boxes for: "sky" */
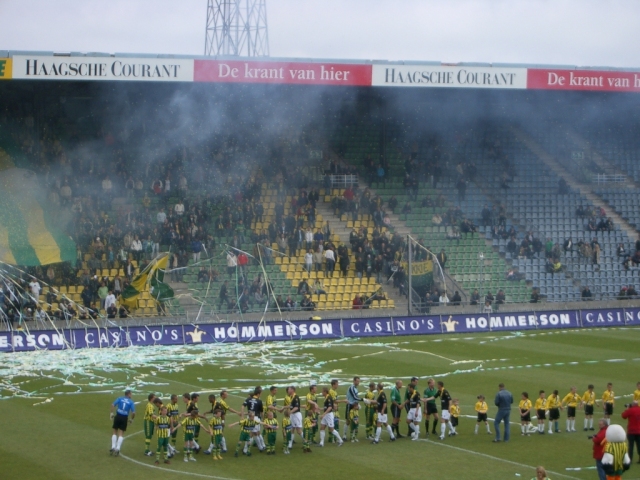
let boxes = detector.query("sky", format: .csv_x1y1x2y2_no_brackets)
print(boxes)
0,0,638,68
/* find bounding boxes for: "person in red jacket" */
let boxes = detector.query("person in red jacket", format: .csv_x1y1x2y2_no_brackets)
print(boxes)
352,294,363,310
592,419,608,480
621,400,640,464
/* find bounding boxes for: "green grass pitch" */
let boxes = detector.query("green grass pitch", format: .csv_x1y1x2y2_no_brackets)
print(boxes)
2,326,639,480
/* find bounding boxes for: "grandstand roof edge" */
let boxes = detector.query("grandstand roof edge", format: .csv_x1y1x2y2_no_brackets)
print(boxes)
4,50,639,72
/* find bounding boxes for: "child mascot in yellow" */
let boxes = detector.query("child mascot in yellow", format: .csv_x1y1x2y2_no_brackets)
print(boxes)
601,424,630,480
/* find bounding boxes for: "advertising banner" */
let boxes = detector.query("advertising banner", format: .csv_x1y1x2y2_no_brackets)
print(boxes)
528,68,640,92
371,64,527,89
622,307,640,326
10,329,71,352
580,308,626,327
11,55,194,82
342,317,394,337
1,306,638,352
237,319,342,342
0,58,12,80
440,310,579,333
194,60,372,86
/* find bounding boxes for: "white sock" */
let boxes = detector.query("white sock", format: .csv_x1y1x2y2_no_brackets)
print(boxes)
259,435,266,449
449,422,456,433
375,427,381,441
408,423,415,433
221,437,227,450
440,422,446,437
539,424,543,432
570,420,575,430
589,418,593,428
331,429,342,443
386,425,394,439
521,425,525,434
584,419,588,429
566,419,570,431
343,424,348,436
193,440,200,449
208,442,214,450
320,431,326,444
413,424,420,438
487,424,491,433
116,436,124,450
111,434,117,449
475,424,479,434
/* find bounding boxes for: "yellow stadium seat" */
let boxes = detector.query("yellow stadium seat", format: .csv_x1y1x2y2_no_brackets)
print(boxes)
59,286,68,294
77,286,84,293
68,286,76,294
274,257,282,265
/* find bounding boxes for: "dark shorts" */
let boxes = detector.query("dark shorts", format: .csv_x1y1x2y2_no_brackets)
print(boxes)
549,408,560,421
112,414,128,432
452,417,458,427
536,409,546,420
605,403,613,416
521,410,531,422
567,406,576,418
426,403,438,415
477,413,488,422
585,404,594,416
391,405,402,419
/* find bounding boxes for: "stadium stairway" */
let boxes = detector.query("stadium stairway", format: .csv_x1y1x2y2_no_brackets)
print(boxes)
356,181,469,302
511,126,638,243
509,126,638,299
313,196,405,312
564,130,636,189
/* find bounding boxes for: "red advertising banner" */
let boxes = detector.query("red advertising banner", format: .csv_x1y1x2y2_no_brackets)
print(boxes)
528,68,640,92
194,60,371,86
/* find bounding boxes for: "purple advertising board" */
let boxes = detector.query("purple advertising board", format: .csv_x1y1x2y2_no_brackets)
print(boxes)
580,308,626,328
1,307,638,352
441,310,579,334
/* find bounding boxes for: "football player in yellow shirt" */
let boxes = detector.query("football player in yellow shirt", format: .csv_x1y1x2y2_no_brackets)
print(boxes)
474,394,491,434
303,410,317,453
633,382,640,403
265,386,280,418
561,386,580,432
450,399,460,433
305,383,319,442
143,393,157,456
546,390,562,434
364,382,377,439
534,391,547,434
582,384,596,431
600,382,615,424
519,392,532,436
282,409,292,454
215,390,241,453
166,394,180,456
349,402,360,442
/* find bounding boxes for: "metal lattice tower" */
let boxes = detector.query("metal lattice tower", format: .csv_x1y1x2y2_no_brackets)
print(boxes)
204,0,270,57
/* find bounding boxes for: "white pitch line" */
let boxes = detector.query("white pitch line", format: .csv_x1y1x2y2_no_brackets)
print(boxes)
417,438,581,480
392,347,455,362
120,429,245,479
119,451,244,480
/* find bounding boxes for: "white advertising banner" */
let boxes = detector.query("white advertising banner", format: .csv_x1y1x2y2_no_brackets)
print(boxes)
372,64,527,89
11,55,194,82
